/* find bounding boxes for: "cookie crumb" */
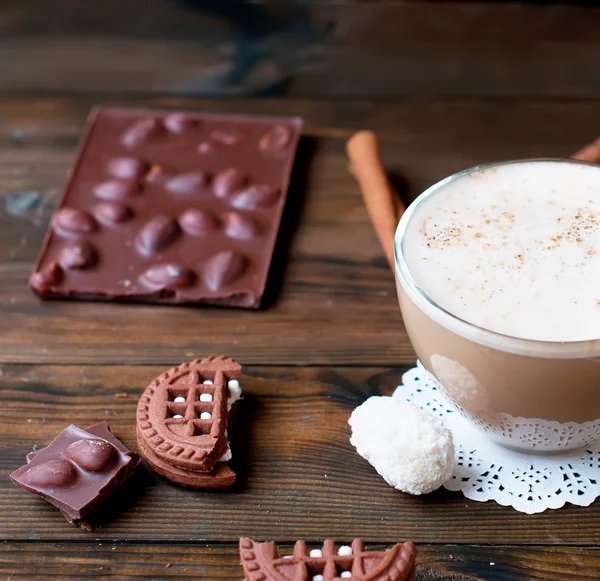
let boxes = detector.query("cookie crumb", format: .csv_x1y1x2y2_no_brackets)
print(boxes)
115,392,128,399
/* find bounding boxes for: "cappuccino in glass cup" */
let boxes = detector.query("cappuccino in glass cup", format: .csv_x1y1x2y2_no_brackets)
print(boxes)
395,159,600,452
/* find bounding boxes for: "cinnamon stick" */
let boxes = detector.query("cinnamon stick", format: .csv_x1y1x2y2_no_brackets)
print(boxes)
346,131,405,271
573,137,600,163
348,131,599,274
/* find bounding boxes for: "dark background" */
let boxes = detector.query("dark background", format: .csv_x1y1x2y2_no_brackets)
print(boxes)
2,0,600,99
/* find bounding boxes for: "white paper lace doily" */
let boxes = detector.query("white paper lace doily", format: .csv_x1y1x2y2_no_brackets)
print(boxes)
393,364,600,514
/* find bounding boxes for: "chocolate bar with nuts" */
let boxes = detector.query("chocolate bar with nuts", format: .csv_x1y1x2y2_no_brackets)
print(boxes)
30,107,302,308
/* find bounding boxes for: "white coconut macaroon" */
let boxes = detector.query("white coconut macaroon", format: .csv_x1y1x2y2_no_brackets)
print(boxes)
349,396,455,495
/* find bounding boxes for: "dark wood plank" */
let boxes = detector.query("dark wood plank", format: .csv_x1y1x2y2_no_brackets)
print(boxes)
0,98,600,365
296,1,600,99
1,96,599,365
1,1,599,98
2,364,600,544
2,543,600,580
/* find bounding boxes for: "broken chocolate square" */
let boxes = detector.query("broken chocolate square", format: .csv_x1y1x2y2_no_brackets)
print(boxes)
11,423,138,527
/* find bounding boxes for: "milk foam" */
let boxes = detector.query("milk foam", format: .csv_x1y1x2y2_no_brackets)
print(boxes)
402,161,600,342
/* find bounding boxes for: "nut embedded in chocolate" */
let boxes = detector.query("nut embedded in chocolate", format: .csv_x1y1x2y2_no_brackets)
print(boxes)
164,113,196,134
107,157,145,179
179,208,220,236
223,212,260,241
139,263,195,290
23,459,77,488
135,216,181,256
93,179,140,201
259,124,293,154
165,172,208,195
213,168,248,199
230,184,280,210
66,438,116,472
203,250,247,291
121,118,163,148
92,201,132,226
53,208,96,237
30,261,63,292
59,240,97,270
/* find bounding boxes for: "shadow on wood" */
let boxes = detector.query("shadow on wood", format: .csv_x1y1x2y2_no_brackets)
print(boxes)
262,135,314,309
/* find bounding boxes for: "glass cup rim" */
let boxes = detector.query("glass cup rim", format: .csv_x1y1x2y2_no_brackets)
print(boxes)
394,157,600,358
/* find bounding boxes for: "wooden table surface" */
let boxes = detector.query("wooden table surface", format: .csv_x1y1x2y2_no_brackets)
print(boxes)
2,1,600,580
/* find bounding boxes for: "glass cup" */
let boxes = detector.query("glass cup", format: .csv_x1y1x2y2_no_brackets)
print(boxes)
394,159,600,452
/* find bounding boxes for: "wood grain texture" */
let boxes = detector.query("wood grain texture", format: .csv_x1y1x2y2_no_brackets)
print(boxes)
2,364,600,545
2,542,600,580
1,1,600,98
1,96,599,365
2,3,600,577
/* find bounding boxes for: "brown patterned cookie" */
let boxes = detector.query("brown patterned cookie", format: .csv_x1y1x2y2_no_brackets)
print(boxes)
239,538,417,581
136,356,242,488
137,436,235,489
